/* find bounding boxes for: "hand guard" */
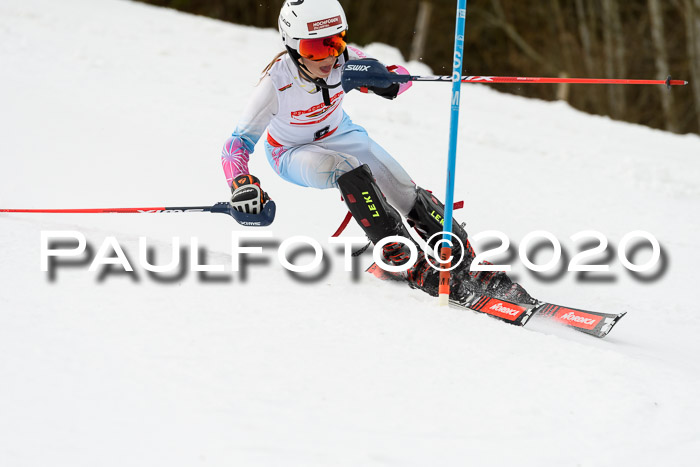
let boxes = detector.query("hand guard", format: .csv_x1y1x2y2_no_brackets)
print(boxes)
386,65,412,96
230,174,270,215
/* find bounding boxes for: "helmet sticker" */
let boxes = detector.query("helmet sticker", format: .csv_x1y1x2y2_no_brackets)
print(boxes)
307,16,342,32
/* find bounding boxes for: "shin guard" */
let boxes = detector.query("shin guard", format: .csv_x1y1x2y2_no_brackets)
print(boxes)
337,165,408,244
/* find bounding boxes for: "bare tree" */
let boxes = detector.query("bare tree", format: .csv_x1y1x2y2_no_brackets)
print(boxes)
549,0,575,100
602,0,627,119
684,0,700,131
410,1,433,62
481,0,558,75
648,0,679,132
574,0,595,77
573,0,606,112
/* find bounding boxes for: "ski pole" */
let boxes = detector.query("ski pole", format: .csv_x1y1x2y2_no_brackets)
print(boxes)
341,61,688,92
438,0,468,307
415,75,687,88
1,201,277,227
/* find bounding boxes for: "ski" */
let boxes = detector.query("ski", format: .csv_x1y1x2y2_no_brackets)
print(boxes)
532,303,626,338
450,295,625,338
367,262,625,338
450,294,537,327
367,263,535,326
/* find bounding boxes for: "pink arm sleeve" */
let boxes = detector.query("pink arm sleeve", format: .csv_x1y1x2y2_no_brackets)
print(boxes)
220,76,278,187
221,137,250,187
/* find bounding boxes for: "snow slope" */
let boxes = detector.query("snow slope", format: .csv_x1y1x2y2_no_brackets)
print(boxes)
1,0,700,465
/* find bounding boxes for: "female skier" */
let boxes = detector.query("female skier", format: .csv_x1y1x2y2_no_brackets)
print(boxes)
221,0,535,305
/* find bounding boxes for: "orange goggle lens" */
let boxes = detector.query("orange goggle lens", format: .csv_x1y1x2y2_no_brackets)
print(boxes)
298,32,346,61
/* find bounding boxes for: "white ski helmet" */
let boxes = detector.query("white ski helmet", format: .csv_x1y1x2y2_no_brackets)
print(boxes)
278,0,348,55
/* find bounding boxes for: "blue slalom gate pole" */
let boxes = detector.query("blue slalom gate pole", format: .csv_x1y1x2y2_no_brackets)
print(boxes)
438,0,468,306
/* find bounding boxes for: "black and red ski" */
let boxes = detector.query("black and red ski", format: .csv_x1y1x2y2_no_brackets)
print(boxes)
532,303,625,338
367,262,625,338
453,293,536,326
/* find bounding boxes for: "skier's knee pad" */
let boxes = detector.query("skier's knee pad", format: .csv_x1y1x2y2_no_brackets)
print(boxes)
337,164,409,244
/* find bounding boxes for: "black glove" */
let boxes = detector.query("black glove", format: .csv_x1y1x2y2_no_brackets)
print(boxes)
365,81,400,100
230,174,270,214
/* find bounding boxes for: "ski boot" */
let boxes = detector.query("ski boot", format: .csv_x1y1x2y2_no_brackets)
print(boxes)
406,187,537,305
467,266,538,305
337,165,468,301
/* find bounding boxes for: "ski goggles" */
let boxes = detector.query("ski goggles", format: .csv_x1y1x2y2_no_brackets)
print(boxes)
298,31,346,61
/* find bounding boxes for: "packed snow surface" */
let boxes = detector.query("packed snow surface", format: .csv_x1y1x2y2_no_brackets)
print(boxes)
1,0,700,465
